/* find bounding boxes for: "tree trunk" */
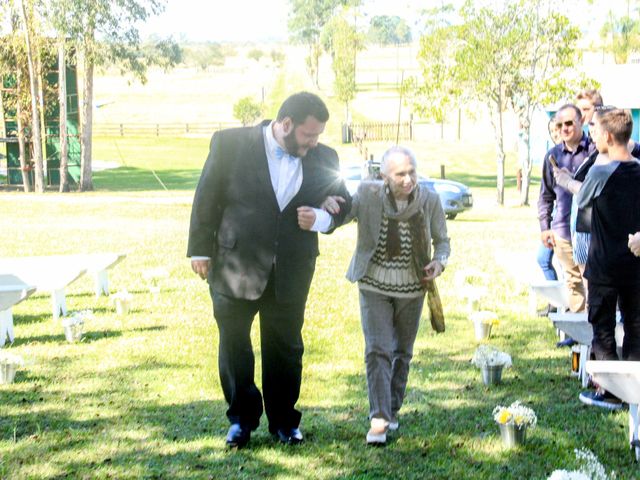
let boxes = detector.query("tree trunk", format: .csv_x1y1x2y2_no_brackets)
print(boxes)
58,39,69,192
496,100,505,206
20,0,45,193
520,122,532,206
79,40,94,191
15,70,32,192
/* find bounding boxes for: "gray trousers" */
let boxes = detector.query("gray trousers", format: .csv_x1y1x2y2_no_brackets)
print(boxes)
359,288,425,422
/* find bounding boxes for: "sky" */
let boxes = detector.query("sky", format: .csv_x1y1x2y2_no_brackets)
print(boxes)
139,0,428,43
138,0,631,44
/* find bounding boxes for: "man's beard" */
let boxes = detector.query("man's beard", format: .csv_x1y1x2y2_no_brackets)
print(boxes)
283,128,301,157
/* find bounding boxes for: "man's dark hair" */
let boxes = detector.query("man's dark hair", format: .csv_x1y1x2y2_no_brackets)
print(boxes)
557,103,583,122
276,92,330,125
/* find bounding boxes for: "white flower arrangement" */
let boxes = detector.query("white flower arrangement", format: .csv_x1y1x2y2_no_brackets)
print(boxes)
0,351,25,367
493,401,537,428
471,345,512,368
470,310,499,326
61,310,93,327
548,449,616,480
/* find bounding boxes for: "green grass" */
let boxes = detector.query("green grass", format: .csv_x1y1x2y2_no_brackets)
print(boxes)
0,140,636,479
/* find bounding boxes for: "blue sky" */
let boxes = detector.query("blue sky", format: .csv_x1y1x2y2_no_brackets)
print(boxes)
139,0,426,42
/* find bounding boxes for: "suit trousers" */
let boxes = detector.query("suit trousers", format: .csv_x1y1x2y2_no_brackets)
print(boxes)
359,288,425,423
589,282,640,361
553,235,586,312
211,269,306,432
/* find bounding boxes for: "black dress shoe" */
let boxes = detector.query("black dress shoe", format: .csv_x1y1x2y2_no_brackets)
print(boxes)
226,424,251,448
275,427,303,445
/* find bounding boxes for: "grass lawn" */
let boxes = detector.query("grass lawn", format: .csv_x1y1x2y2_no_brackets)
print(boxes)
0,132,635,480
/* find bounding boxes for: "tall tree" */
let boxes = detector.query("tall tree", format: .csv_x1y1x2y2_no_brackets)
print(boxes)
404,4,461,128
367,15,412,45
322,8,363,121
288,0,349,87
60,0,166,191
19,0,45,192
601,4,640,64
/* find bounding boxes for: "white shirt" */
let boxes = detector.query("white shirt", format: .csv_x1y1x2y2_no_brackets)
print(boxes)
263,122,331,231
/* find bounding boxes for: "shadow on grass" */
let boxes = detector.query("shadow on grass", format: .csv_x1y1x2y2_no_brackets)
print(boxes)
93,166,201,192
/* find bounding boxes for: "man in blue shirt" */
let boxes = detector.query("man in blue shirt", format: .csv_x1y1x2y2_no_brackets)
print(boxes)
538,104,595,313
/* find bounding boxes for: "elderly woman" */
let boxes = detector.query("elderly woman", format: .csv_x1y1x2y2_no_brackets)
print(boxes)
330,146,450,445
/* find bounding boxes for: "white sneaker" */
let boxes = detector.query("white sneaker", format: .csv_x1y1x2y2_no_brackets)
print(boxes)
366,418,388,445
388,420,399,431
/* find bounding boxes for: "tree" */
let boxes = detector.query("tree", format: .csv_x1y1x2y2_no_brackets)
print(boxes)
288,0,350,87
404,5,461,128
19,0,45,192
367,15,412,45
446,0,589,206
247,48,263,62
322,9,363,121
56,0,166,191
601,5,640,64
233,97,262,126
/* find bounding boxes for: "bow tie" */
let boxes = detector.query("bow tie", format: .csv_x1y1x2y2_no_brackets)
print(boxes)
274,145,287,160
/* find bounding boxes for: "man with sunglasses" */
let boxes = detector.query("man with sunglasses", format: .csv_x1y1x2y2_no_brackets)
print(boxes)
538,104,594,315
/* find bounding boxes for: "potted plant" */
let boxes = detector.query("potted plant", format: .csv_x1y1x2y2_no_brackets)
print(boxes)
470,310,499,340
61,310,93,343
111,289,133,315
471,345,512,385
0,351,24,384
493,401,537,447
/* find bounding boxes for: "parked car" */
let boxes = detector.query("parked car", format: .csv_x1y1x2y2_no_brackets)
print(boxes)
340,163,473,220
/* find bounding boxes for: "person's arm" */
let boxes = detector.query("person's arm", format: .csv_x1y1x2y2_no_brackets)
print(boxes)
553,166,582,194
187,132,227,278
425,194,450,280
537,152,557,247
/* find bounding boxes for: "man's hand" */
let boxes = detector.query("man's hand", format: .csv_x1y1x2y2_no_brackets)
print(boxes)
321,195,346,215
629,232,640,256
541,229,555,248
297,206,317,230
423,260,443,281
553,166,573,190
191,258,210,280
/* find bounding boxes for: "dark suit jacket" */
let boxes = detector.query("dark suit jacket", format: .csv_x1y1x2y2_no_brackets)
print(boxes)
188,120,351,302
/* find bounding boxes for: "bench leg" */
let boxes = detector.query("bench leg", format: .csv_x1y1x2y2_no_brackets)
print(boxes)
579,345,590,387
52,289,67,320
630,404,639,462
0,308,14,347
94,270,109,297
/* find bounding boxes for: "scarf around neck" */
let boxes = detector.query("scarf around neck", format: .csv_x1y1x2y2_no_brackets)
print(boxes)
382,185,430,286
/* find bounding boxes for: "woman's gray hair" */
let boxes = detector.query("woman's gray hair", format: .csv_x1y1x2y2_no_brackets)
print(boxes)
380,146,418,175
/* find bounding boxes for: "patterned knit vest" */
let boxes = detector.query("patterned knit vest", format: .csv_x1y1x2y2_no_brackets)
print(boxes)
359,215,423,298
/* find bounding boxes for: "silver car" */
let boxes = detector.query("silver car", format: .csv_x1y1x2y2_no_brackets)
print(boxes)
340,164,473,220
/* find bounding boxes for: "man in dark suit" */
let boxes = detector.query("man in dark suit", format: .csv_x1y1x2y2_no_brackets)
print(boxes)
187,92,350,448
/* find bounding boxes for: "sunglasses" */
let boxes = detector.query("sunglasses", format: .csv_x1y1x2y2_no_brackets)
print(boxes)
555,120,575,128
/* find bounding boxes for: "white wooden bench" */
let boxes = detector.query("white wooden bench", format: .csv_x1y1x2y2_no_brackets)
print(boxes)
0,253,126,320
551,312,623,386
586,361,640,462
0,275,36,347
529,280,570,315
